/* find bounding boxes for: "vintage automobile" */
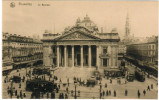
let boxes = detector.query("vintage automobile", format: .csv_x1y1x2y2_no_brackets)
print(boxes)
26,79,57,92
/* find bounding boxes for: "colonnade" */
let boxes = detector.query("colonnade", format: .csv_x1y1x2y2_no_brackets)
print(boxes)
55,45,99,67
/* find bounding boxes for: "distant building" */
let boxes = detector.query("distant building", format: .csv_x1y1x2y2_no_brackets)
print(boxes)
2,32,13,73
2,32,43,75
126,36,158,68
42,15,121,76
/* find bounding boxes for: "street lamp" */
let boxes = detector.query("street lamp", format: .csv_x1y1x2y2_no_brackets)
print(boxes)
74,81,77,99
99,81,102,99
10,80,13,98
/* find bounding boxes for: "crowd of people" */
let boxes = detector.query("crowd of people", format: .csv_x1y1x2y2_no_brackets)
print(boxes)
3,65,157,99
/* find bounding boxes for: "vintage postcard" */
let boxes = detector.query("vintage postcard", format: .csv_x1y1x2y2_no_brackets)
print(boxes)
2,0,158,99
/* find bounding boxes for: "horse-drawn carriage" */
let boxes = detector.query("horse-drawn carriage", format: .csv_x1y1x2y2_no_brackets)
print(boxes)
26,79,57,92
86,76,97,87
10,76,21,83
32,68,51,75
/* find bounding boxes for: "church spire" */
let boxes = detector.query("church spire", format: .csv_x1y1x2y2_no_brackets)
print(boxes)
125,13,130,38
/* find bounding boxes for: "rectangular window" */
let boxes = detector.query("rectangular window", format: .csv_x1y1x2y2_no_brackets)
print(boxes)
103,47,108,54
103,58,107,67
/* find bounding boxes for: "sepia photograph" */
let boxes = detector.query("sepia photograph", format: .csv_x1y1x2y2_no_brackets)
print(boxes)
2,0,158,99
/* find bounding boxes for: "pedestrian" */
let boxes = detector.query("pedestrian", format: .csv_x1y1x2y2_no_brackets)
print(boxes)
47,92,49,99
17,95,19,99
110,79,112,84
56,88,59,93
59,93,62,99
65,93,68,99
62,93,64,99
109,90,111,95
67,78,69,86
10,90,13,98
143,89,146,96
100,92,102,98
51,92,55,99
60,78,62,83
119,80,121,84
147,85,150,91
19,83,21,88
31,92,34,99
78,90,80,96
114,90,116,97
66,87,69,93
7,89,10,94
103,90,105,96
7,86,9,89
23,93,26,98
106,90,109,96
71,90,73,96
151,84,153,89
20,90,22,98
105,83,107,88
125,80,127,84
125,89,128,96
58,84,60,89
15,90,17,96
138,90,140,98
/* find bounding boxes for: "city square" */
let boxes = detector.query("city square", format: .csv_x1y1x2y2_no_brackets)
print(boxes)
2,62,158,99
2,1,158,99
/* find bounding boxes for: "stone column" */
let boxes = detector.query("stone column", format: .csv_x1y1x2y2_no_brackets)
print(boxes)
81,45,83,67
88,45,91,67
109,46,111,67
49,46,52,66
96,46,99,68
72,45,74,67
57,46,59,67
116,46,118,67
64,45,67,67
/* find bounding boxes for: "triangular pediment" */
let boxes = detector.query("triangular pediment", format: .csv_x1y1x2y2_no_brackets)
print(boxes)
55,31,100,41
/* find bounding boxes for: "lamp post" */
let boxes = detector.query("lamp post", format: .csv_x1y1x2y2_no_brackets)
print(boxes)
74,81,77,99
99,81,102,99
10,80,13,98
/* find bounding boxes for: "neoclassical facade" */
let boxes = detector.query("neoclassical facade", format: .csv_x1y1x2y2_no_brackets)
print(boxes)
42,15,120,69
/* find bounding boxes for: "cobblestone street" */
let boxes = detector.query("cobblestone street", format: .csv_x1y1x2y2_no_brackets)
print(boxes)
2,67,158,99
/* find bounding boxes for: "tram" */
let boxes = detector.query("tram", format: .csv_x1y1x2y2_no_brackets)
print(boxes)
135,68,145,82
125,66,135,82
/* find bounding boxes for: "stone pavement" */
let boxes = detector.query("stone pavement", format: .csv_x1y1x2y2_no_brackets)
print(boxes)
2,66,158,99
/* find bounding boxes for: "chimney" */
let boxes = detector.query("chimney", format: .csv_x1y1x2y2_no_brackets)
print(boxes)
101,27,103,33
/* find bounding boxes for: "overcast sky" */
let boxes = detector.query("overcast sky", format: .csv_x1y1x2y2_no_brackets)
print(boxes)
3,1,158,39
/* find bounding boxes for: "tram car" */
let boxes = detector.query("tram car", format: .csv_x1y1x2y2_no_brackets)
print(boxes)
26,79,57,92
135,68,145,82
32,68,50,75
125,66,135,82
